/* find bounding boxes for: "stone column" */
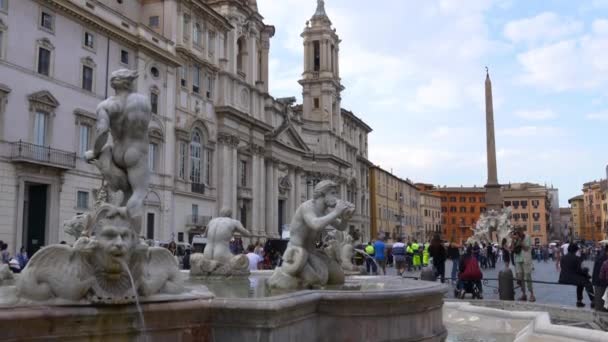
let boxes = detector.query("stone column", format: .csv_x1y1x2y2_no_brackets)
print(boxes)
287,169,296,223
250,151,260,236
259,153,266,238
218,133,239,216
265,159,274,239
294,167,302,206
272,163,279,238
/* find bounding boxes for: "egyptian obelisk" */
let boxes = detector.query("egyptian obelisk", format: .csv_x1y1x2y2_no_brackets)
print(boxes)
484,68,502,211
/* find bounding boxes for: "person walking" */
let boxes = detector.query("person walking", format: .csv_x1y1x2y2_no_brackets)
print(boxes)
429,235,446,283
422,242,430,268
406,242,414,272
365,242,377,275
559,243,595,308
447,242,460,282
592,244,608,311
412,240,421,270
512,229,536,302
374,237,387,275
392,237,406,276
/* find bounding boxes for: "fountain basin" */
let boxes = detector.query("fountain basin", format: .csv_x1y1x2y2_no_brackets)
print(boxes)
0,276,447,341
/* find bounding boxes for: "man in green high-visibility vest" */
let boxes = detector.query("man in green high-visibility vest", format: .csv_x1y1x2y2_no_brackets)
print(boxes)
365,242,377,274
412,240,421,270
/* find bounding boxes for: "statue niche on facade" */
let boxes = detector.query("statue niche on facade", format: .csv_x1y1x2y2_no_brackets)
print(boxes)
268,180,356,290
190,208,252,277
17,69,187,304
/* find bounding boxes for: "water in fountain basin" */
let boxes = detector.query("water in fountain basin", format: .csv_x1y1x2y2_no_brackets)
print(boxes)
354,248,381,272
120,260,148,342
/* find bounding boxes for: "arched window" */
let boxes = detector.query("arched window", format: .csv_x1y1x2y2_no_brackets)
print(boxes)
190,129,202,184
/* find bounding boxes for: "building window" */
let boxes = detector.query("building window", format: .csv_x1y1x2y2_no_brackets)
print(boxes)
237,37,246,74
314,97,319,109
193,23,201,47
470,206,475,213
450,196,456,202
150,92,158,114
182,14,190,41
450,206,456,213
208,31,216,57
205,74,213,99
178,141,187,179
239,160,247,187
83,31,95,50
192,65,200,93
460,207,466,213
77,191,89,209
82,65,93,91
190,130,202,184
313,40,320,71
180,66,187,88
533,224,541,232
33,111,48,145
469,197,476,202
40,9,54,33
0,0,7,12
120,49,129,65
0,30,4,60
205,149,211,185
521,200,528,208
37,47,51,76
78,124,90,157
148,143,157,171
149,16,159,28
460,196,466,202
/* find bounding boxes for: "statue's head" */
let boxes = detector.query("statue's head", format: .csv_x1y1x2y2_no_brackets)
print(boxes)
91,214,137,279
219,207,233,218
313,180,339,207
110,69,138,92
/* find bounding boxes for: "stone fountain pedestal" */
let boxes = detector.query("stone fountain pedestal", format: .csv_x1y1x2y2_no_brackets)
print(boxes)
0,277,447,342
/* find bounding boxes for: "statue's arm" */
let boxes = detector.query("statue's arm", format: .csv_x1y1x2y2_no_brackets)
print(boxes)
302,205,341,231
234,220,251,237
91,104,110,158
331,217,349,231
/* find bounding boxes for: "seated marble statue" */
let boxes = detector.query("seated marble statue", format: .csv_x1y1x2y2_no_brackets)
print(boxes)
190,208,251,277
17,205,183,304
268,180,355,290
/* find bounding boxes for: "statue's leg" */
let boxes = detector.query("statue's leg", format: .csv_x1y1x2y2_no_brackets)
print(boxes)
124,148,150,220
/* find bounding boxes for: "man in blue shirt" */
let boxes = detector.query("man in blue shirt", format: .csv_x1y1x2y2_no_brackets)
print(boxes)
374,238,387,275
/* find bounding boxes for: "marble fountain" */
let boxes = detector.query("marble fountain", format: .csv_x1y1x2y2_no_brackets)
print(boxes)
0,69,606,341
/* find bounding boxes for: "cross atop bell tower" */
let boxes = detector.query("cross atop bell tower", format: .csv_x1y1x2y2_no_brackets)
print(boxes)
299,0,344,130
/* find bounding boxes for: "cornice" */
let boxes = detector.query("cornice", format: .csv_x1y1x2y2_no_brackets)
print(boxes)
215,105,273,132
45,0,182,67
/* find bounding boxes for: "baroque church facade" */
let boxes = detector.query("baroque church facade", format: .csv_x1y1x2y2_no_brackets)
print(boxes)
0,0,371,255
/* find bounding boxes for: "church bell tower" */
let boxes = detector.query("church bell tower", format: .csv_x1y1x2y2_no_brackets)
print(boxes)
299,0,344,131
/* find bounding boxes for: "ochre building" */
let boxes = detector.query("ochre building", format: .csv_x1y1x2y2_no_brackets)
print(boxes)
435,187,486,245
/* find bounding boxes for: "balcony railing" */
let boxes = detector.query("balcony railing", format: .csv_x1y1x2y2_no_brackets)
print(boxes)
191,183,205,194
187,215,211,227
9,140,76,169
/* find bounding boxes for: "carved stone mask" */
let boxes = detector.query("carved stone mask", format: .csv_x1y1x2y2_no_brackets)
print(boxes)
92,218,136,279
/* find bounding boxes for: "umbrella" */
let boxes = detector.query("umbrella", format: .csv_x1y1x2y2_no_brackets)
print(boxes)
598,240,608,245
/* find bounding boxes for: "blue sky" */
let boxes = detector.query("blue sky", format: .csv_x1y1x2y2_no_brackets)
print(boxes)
258,0,608,206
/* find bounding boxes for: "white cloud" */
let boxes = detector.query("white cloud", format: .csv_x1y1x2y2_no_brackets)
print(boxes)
514,18,608,91
504,12,583,44
497,126,562,137
514,109,557,121
585,111,608,121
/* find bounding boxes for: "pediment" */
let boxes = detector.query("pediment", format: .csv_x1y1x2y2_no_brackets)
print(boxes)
275,126,310,152
28,90,60,108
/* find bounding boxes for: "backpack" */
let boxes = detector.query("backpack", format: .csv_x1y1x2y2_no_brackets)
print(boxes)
460,256,483,281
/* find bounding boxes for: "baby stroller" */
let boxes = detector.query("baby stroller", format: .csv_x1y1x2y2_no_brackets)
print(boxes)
454,280,483,299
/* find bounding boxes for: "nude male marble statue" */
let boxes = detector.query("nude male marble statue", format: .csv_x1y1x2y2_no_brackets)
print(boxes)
84,69,150,229
268,180,355,289
190,208,251,276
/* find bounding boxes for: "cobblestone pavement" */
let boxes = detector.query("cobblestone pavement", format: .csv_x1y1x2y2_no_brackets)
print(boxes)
379,258,598,308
